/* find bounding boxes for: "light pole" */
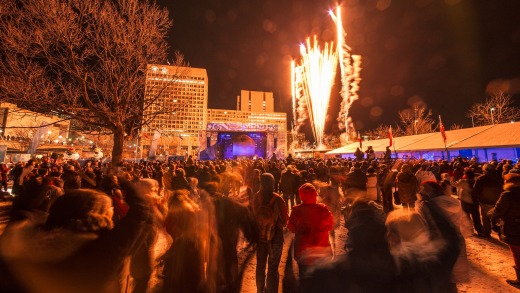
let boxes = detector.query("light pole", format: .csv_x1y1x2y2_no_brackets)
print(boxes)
414,119,418,135
490,107,495,125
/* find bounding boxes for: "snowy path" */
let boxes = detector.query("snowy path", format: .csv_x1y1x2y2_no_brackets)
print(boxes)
457,235,516,293
239,228,517,293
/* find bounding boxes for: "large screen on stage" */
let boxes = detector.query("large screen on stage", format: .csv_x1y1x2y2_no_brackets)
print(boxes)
217,132,267,159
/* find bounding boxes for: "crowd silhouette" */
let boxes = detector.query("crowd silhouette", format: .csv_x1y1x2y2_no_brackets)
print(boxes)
0,152,519,292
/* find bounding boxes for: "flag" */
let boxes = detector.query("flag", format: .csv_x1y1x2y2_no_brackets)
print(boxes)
28,122,50,155
388,126,393,147
148,130,161,158
357,131,362,149
439,115,447,143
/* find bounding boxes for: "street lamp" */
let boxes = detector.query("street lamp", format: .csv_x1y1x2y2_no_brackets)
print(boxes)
490,107,495,125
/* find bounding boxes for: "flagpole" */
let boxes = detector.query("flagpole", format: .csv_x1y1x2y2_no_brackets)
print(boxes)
439,115,449,160
389,126,397,160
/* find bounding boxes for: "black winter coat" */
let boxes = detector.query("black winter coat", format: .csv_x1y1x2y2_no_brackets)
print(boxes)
474,171,503,205
344,169,368,191
490,184,520,245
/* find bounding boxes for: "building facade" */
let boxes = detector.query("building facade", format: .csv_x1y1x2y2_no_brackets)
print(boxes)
142,64,287,160
142,64,208,158
236,90,274,112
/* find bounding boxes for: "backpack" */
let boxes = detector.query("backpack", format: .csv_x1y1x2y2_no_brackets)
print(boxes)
255,194,278,242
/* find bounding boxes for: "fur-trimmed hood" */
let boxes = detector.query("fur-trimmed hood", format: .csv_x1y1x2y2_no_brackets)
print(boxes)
504,182,520,192
0,220,98,263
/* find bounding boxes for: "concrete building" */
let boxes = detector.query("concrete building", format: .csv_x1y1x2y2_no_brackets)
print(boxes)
236,90,274,112
142,64,208,158
0,102,71,160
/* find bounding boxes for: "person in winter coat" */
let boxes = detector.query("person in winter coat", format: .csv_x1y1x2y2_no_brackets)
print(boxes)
280,165,300,210
381,164,397,213
489,173,520,289
202,182,258,293
343,162,368,203
0,180,151,293
318,177,343,254
395,164,419,209
170,168,191,191
131,178,167,293
0,163,8,192
288,183,334,277
386,200,460,293
366,167,378,201
251,173,288,293
162,188,220,293
300,199,397,293
415,162,437,184
18,159,35,187
452,169,483,236
474,163,504,238
420,181,471,289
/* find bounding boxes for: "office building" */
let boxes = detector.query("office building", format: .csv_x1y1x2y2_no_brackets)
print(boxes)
236,90,274,112
142,64,208,157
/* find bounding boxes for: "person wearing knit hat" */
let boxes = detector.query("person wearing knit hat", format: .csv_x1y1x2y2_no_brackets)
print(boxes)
252,172,288,293
288,183,334,277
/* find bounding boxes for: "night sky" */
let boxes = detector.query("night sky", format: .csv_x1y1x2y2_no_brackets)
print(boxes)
157,0,520,135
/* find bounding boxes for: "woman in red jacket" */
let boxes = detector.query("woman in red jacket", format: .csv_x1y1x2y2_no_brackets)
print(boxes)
288,183,334,277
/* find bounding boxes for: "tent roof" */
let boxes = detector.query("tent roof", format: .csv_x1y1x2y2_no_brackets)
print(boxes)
453,122,520,149
326,122,520,155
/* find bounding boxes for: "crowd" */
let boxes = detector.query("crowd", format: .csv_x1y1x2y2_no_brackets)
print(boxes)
0,150,519,293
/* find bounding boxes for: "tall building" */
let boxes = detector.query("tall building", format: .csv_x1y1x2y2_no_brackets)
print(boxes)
236,90,274,112
142,64,208,157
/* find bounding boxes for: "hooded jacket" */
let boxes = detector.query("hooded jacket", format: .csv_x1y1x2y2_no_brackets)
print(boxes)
288,185,333,265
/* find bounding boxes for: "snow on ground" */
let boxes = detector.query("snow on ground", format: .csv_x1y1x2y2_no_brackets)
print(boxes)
458,234,516,293
238,223,516,293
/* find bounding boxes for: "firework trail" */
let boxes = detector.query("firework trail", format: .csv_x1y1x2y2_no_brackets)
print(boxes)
331,6,362,141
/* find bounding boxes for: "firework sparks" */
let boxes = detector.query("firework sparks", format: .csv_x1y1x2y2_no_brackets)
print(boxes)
292,5,361,148
296,36,338,148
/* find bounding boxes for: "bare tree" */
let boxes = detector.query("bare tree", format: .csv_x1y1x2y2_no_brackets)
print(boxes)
398,105,435,136
0,0,185,165
364,124,391,140
450,123,463,130
466,92,520,126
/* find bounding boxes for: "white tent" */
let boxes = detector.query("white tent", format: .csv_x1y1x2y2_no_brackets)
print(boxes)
326,122,520,161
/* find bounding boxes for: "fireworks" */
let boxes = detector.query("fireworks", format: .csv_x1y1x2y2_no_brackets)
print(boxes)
292,5,362,148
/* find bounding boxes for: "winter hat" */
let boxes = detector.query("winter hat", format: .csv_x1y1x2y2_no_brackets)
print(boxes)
260,173,275,191
45,189,114,232
298,183,317,204
419,181,444,198
401,164,411,173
